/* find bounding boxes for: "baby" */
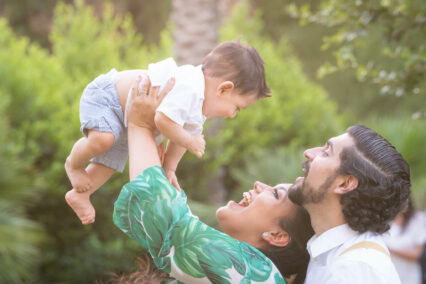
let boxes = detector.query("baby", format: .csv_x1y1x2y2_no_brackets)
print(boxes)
65,41,271,225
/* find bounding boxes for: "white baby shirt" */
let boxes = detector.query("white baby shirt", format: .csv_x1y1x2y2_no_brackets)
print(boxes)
148,57,206,144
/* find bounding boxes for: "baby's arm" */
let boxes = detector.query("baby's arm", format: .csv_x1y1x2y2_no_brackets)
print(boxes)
154,112,205,158
162,141,186,190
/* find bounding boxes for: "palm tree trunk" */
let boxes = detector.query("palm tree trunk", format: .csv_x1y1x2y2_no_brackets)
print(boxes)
171,0,240,204
171,0,219,65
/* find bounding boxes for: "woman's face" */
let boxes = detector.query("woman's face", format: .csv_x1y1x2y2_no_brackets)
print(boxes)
216,181,298,246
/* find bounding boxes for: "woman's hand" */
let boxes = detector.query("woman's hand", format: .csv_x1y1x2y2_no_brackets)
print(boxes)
127,75,175,130
127,75,175,180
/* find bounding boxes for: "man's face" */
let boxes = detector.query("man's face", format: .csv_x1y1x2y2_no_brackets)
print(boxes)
288,133,354,206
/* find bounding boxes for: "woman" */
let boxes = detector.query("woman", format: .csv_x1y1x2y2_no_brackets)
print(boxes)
113,76,314,283
384,197,426,284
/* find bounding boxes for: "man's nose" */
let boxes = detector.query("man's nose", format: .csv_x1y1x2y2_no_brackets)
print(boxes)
304,147,322,161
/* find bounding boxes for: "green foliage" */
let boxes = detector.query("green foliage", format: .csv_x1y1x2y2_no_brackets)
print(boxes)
0,86,44,283
51,0,172,82
188,201,220,229
230,146,305,201
179,1,343,199
41,235,141,282
2,0,171,47
287,0,426,113
253,0,379,119
0,1,172,282
0,203,44,283
120,0,172,45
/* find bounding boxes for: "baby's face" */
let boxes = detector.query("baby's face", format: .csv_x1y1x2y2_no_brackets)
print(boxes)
204,90,258,119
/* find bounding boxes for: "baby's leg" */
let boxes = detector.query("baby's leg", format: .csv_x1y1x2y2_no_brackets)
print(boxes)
65,130,115,192
65,162,115,225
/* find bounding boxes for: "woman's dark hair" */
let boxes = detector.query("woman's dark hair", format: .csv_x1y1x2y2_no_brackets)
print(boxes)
338,125,411,234
99,254,170,284
259,204,314,284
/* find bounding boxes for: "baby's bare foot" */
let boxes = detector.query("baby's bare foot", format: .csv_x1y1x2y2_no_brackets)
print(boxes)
65,158,92,192
65,189,95,225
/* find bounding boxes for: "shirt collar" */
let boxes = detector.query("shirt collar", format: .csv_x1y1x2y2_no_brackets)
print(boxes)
307,224,359,258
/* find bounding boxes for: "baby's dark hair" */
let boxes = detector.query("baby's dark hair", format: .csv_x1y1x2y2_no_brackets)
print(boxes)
202,41,271,99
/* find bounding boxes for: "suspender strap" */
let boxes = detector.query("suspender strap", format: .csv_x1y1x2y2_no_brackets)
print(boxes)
339,241,390,257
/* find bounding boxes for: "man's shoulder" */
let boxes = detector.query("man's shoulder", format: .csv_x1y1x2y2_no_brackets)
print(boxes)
332,233,400,283
326,256,399,284
339,232,390,261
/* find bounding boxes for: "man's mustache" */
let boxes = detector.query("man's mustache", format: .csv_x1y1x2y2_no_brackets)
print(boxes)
303,161,310,176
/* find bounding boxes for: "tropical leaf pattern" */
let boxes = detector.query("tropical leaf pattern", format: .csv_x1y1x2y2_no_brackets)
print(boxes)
113,166,286,283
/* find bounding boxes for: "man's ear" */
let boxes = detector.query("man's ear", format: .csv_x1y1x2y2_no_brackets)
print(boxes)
334,175,358,195
262,230,290,248
217,81,234,96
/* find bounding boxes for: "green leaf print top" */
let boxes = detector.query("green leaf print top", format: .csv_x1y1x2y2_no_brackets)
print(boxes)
113,166,287,284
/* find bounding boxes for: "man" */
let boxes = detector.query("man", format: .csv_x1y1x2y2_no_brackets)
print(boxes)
288,125,411,283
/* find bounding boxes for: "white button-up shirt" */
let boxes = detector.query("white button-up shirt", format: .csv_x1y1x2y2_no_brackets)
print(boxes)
149,58,206,136
305,224,401,284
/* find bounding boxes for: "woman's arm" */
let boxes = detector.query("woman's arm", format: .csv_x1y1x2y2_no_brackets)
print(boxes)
126,75,175,180
389,244,425,262
128,124,160,180
115,75,286,283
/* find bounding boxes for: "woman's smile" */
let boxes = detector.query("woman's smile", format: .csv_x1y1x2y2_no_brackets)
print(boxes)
241,191,253,207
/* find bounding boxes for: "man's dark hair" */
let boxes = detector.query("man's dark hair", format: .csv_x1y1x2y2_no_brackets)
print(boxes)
259,204,314,284
202,41,271,99
338,125,411,234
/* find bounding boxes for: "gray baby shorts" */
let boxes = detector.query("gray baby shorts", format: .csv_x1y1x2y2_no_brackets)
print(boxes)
79,69,128,172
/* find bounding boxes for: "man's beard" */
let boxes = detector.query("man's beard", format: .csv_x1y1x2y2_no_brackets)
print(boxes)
288,161,337,206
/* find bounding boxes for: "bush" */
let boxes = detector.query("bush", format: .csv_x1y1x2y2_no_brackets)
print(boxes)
0,87,44,283
0,1,172,282
230,146,305,201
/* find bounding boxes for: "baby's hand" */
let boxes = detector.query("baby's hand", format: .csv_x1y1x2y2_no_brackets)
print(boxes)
165,169,181,191
188,133,205,158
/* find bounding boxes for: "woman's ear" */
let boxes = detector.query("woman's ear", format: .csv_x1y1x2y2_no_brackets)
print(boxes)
262,230,290,248
334,175,358,195
217,81,234,96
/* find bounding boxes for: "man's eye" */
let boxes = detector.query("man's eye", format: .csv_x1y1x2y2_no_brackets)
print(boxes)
274,189,279,199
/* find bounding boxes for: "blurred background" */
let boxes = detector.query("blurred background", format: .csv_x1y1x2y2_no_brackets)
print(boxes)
0,0,424,282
